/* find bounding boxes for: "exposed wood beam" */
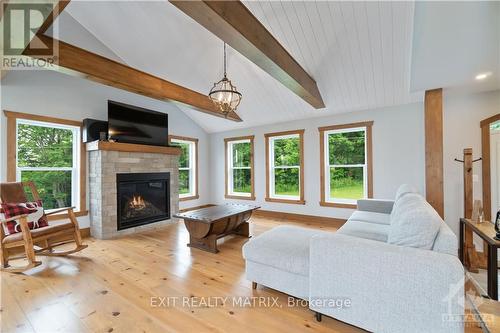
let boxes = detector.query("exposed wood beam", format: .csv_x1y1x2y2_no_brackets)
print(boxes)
424,88,444,218
23,35,242,122
170,0,325,109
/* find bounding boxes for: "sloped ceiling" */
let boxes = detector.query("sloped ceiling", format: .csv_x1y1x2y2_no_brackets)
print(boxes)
50,1,497,133
47,10,125,64
411,1,500,93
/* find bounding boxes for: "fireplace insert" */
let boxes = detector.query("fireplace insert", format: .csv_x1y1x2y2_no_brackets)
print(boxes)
116,172,170,230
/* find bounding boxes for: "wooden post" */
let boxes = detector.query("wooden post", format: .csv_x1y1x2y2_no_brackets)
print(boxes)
463,148,479,272
425,89,444,218
464,149,473,219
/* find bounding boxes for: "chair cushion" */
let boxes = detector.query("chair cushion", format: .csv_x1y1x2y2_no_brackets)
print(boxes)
349,211,391,225
242,225,329,276
2,221,74,244
1,200,48,234
337,220,390,242
388,193,441,250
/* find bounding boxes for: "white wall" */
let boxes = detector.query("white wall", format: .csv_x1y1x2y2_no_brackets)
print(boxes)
443,89,500,237
209,103,426,220
0,70,212,228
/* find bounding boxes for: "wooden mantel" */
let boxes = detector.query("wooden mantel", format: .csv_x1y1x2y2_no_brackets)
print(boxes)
86,141,181,155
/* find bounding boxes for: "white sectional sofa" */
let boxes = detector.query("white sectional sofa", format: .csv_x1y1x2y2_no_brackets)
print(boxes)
242,185,464,333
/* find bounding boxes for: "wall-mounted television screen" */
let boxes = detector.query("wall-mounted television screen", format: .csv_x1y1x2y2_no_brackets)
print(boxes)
108,100,168,147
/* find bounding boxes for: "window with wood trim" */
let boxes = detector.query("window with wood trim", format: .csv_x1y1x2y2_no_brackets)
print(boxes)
265,130,305,204
169,136,198,201
4,111,87,219
225,136,255,200
319,122,373,208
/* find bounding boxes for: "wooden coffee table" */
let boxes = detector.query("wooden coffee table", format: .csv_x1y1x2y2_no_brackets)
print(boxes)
174,204,260,253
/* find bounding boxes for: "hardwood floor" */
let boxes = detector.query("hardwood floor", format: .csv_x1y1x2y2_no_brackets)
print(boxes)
0,216,488,332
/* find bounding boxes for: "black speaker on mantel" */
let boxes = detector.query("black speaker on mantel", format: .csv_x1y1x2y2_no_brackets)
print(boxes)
83,118,108,143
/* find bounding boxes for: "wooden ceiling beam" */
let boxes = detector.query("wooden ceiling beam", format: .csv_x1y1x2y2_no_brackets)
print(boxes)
23,35,242,122
170,0,325,109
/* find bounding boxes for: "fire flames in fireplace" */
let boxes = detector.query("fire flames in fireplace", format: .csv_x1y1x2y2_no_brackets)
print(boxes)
129,195,146,210
123,194,163,220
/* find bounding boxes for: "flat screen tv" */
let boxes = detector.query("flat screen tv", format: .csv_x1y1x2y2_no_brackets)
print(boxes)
108,100,168,147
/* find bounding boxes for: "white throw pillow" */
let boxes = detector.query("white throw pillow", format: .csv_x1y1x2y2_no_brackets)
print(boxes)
388,193,441,250
390,184,419,221
394,184,418,201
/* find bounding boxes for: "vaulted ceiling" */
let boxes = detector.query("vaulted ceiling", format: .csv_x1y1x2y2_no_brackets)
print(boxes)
50,1,499,133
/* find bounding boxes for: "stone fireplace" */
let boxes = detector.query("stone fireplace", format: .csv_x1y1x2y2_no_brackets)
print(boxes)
87,141,180,239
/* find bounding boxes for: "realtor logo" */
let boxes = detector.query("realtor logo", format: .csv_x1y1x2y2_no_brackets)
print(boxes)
2,2,58,69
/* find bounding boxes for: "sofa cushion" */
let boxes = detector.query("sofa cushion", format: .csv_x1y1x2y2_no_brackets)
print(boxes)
388,193,441,250
337,220,390,242
349,211,391,225
432,222,458,256
242,225,328,276
394,184,419,201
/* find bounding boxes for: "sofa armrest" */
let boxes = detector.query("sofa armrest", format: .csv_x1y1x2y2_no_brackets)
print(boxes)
309,234,464,333
356,199,394,214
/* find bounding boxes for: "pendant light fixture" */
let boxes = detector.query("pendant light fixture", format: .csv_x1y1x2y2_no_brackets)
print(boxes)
208,42,242,117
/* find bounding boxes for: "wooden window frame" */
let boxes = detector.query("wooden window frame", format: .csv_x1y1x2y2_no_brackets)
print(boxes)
168,135,199,201
265,129,305,205
4,110,88,221
481,113,500,221
224,135,256,200
319,121,373,209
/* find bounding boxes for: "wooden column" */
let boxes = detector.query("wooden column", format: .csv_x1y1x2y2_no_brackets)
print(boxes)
424,89,444,218
463,148,479,271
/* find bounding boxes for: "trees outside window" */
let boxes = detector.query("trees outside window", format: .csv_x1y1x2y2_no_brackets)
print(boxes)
319,122,373,207
265,130,305,204
169,136,198,201
16,119,81,211
225,136,255,200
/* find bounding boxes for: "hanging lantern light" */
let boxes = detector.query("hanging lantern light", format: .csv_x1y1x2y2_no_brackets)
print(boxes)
208,42,242,117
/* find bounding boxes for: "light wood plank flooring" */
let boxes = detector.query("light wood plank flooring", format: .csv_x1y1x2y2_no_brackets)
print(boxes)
0,216,488,332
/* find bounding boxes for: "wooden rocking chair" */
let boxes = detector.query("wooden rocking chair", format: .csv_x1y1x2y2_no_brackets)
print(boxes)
0,181,87,273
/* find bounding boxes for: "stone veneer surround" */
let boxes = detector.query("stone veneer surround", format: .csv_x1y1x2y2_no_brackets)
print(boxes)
88,150,179,239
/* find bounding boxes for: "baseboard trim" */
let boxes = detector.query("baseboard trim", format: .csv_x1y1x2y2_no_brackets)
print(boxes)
179,204,216,213
80,227,91,238
253,209,346,227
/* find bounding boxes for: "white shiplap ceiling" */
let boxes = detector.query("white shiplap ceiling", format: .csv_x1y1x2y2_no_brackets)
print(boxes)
50,1,494,133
